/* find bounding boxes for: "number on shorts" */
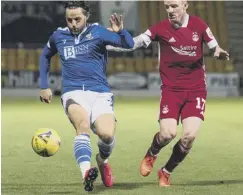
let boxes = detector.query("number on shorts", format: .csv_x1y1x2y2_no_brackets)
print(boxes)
196,97,206,114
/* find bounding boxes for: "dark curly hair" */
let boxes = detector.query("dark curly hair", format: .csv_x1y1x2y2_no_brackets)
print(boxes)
63,1,90,16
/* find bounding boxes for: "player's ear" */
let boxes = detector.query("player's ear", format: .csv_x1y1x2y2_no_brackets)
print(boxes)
86,12,90,20
184,1,189,9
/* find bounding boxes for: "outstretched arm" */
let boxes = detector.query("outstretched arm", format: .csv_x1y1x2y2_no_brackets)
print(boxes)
106,21,160,52
106,33,151,52
101,13,134,49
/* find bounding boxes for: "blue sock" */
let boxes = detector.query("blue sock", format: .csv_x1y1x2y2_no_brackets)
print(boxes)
74,133,92,178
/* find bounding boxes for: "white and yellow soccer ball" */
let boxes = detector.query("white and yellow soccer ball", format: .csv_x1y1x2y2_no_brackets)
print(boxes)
31,128,61,157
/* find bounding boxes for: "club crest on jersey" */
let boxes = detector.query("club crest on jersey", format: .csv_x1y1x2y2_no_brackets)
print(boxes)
192,32,199,42
162,105,169,114
86,33,93,40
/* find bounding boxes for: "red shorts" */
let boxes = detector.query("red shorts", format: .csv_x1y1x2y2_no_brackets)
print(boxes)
159,89,207,123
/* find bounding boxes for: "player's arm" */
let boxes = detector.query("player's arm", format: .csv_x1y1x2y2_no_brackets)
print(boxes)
202,23,229,60
106,21,158,52
39,33,58,103
100,14,134,49
102,29,135,49
106,32,152,52
106,28,134,49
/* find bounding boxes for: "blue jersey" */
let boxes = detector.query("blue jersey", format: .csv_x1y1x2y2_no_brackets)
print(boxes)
40,23,134,94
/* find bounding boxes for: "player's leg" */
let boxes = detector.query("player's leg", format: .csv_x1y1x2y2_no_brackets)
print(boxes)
61,90,98,191
152,119,178,156
140,119,178,177
140,89,182,177
91,92,116,187
159,117,201,185
95,114,116,163
159,91,206,186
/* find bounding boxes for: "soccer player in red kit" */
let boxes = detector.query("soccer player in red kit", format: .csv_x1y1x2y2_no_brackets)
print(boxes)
107,0,229,186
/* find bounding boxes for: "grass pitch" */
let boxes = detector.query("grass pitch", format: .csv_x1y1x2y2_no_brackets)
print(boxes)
2,97,243,195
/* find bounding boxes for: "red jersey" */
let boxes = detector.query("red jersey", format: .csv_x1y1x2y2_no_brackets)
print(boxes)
145,14,218,91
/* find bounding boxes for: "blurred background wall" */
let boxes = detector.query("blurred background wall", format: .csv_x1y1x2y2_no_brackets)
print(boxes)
1,1,243,97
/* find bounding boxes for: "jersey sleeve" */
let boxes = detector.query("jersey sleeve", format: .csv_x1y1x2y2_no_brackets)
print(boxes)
46,33,58,53
106,33,152,51
201,21,218,49
99,25,134,49
146,21,161,41
105,22,162,51
140,22,161,47
39,32,58,89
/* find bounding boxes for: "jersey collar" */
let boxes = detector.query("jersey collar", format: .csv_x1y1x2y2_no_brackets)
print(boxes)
71,25,88,37
181,13,189,27
80,26,88,35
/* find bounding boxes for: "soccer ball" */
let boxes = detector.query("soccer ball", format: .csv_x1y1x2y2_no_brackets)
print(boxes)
31,128,61,157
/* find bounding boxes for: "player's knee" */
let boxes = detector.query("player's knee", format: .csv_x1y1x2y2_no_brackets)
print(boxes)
95,116,116,144
96,123,115,144
159,129,177,142
76,120,90,134
181,133,197,148
98,130,115,144
99,133,114,144
159,119,177,141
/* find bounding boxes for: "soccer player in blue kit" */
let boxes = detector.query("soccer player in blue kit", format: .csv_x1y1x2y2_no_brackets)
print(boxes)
39,1,134,192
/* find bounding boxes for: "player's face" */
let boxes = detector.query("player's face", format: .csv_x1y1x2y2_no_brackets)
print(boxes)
164,0,188,25
65,7,87,35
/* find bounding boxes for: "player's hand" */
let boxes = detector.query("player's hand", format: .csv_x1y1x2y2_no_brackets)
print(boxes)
109,13,123,32
107,27,113,32
40,88,52,104
214,46,230,60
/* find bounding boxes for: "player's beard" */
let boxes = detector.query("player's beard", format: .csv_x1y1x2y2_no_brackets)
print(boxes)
70,23,86,35
71,27,82,35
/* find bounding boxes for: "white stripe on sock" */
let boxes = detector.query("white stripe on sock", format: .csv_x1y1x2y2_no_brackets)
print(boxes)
163,168,171,175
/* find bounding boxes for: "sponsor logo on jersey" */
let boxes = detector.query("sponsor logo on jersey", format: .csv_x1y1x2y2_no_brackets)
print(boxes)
169,37,176,43
180,45,197,51
64,44,89,60
171,45,197,57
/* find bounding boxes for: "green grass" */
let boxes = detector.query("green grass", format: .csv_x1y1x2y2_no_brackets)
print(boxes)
2,97,243,195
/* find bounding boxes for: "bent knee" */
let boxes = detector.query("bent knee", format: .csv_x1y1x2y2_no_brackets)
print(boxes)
95,115,116,142
96,124,115,144
76,120,90,134
159,119,177,141
159,129,177,141
181,133,197,148
98,132,115,144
